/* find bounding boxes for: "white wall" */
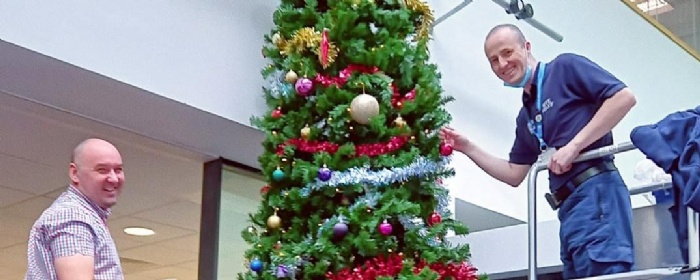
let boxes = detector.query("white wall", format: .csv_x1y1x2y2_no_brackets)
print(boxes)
428,0,700,222
0,0,274,124
1,0,699,224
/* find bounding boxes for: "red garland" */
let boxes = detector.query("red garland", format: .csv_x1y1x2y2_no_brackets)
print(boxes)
325,253,480,280
315,65,417,108
314,64,379,87
391,84,416,108
276,136,409,157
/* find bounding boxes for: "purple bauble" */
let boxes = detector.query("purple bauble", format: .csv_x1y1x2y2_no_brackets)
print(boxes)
378,220,393,236
295,78,314,96
318,166,332,181
276,265,288,278
333,222,348,239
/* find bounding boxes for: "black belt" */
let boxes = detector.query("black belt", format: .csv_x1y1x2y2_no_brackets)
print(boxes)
545,161,617,210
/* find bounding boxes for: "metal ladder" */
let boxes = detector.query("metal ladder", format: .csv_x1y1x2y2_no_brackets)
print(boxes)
526,141,700,279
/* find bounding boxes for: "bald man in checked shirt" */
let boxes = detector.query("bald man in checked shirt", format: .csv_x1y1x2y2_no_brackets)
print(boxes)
25,138,125,280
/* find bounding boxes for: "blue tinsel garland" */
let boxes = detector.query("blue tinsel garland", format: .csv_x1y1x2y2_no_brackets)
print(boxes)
300,156,451,196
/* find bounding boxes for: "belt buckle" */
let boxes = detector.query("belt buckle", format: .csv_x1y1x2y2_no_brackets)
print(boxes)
545,193,561,210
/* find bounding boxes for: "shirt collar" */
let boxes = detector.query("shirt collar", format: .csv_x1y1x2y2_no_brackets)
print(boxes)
521,63,542,106
67,184,111,221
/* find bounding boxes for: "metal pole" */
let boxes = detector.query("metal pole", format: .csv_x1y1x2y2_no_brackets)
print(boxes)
527,142,637,279
433,0,474,27
490,0,564,42
689,208,700,280
523,18,563,42
527,165,542,280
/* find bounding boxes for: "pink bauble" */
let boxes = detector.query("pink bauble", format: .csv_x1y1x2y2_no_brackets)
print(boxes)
378,220,392,236
295,78,314,96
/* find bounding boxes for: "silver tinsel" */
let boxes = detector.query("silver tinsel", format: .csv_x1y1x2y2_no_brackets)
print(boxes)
300,156,451,196
266,70,293,99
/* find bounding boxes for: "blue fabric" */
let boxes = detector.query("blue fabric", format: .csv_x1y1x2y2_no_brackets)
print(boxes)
509,53,627,192
558,170,635,279
630,106,700,263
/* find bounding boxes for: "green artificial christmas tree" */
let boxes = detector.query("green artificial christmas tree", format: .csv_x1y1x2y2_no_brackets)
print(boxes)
242,0,487,279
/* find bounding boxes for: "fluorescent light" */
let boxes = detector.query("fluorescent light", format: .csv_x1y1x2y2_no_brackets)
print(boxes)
631,0,674,16
123,227,156,236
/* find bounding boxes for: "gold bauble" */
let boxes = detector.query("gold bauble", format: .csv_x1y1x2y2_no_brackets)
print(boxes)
272,33,282,45
300,125,311,139
349,94,380,124
393,116,406,127
285,70,298,83
267,214,282,229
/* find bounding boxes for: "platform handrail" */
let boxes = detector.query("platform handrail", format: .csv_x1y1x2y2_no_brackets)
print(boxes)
525,141,700,280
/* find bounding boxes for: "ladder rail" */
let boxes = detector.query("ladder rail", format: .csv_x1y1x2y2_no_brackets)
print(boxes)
526,141,700,279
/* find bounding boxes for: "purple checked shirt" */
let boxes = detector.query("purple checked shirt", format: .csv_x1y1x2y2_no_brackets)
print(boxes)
25,185,123,280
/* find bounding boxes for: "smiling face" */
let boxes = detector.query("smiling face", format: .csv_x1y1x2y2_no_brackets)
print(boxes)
484,26,532,86
69,139,124,210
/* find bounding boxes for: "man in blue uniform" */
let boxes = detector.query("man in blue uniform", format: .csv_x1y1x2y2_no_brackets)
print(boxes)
439,24,638,278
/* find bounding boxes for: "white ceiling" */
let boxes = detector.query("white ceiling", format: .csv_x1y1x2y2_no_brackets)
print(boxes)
0,91,265,280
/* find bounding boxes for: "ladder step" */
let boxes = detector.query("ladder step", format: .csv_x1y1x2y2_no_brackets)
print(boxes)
572,267,683,280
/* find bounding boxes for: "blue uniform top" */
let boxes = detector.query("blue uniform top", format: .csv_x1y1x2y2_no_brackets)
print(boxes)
509,53,627,192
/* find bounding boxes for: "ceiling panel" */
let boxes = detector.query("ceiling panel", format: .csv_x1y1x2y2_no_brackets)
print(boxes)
1,196,55,220
0,152,65,195
155,234,201,254
132,201,203,231
0,212,37,238
0,184,34,208
109,216,197,245
120,243,197,267
131,265,198,280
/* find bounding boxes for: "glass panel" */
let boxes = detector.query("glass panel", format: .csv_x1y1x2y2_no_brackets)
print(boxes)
627,0,700,56
217,165,263,278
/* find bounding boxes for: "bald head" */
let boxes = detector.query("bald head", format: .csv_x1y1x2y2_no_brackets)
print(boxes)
71,138,119,166
485,24,527,46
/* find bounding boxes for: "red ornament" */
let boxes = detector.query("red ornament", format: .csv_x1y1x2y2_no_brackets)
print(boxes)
260,185,271,196
439,143,453,156
271,108,283,118
428,211,442,226
405,89,416,100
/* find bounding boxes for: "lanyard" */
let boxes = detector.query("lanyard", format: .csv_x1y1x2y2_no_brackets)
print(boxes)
528,62,548,152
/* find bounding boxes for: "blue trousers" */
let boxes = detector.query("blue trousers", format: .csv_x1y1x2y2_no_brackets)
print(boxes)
557,170,635,279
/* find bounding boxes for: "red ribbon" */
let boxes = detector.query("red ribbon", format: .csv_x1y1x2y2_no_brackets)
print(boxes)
315,64,417,108
315,64,380,87
321,29,330,68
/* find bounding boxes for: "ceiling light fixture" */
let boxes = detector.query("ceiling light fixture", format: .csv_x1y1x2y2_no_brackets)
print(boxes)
433,0,563,42
493,0,563,42
123,226,156,236
630,0,674,16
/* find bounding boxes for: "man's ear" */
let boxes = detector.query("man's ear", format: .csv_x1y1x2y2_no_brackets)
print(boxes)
69,163,79,185
525,41,531,52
